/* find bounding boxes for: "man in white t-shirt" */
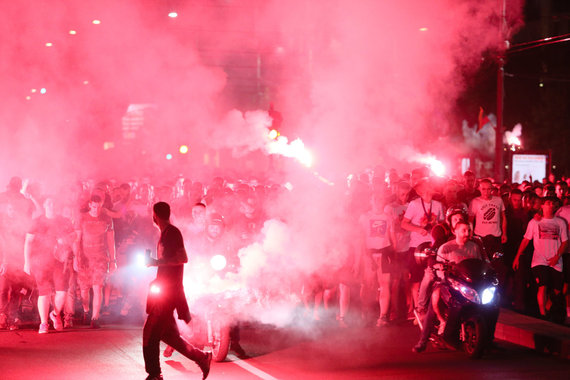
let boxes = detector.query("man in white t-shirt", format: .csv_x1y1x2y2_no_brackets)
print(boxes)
384,181,411,320
358,192,394,327
469,178,507,249
513,197,568,319
554,203,570,323
401,178,444,313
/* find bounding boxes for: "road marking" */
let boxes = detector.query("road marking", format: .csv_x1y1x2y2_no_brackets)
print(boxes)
226,354,280,380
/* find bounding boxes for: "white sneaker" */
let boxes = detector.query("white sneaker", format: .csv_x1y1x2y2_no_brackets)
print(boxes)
38,323,49,334
50,311,63,331
437,321,446,336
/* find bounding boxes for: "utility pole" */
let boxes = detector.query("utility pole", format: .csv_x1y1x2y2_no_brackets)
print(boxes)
495,0,507,183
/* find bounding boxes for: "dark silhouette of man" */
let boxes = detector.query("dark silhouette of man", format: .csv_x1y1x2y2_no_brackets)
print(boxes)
143,202,211,380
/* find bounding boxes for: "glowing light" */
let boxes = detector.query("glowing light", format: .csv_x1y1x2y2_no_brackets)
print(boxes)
179,145,189,154
268,129,279,140
92,19,101,25
150,284,161,294
31,89,37,93
40,88,47,94
45,42,53,47
136,253,146,268
267,136,313,167
429,159,446,177
210,255,227,271
168,12,178,18
69,30,77,35
481,287,496,305
83,80,89,85
166,153,173,160
539,82,544,88
25,96,31,100
419,27,428,32
283,182,293,191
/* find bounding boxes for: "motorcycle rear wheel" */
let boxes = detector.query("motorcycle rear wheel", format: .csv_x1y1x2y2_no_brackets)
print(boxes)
462,316,487,359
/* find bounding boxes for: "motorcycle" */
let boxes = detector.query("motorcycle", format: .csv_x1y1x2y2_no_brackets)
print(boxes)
414,242,501,358
161,251,248,362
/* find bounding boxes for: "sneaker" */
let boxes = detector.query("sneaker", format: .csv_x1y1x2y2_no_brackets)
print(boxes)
163,345,174,358
199,351,212,380
50,311,64,331
412,342,426,353
90,318,101,329
0,313,7,330
376,315,389,327
9,318,20,331
437,321,446,336
82,310,92,325
38,322,49,334
64,313,74,329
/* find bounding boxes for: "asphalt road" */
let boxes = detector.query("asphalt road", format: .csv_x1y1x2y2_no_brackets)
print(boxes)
0,318,568,380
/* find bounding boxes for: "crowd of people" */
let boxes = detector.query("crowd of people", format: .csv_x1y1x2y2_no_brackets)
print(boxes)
1,165,569,337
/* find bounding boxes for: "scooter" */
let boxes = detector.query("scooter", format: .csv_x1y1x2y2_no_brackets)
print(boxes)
414,243,501,358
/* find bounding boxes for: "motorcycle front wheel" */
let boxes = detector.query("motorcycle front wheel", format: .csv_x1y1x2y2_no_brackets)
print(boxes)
211,320,231,362
462,316,487,359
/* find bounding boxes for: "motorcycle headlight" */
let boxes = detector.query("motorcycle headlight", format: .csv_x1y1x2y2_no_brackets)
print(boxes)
481,286,497,305
210,254,227,271
449,278,480,304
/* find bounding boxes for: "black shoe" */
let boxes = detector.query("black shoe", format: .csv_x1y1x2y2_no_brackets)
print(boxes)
199,351,212,380
231,342,248,358
145,374,163,380
90,319,101,329
412,342,427,353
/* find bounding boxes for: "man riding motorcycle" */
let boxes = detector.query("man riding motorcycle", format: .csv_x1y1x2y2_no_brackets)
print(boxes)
413,220,491,354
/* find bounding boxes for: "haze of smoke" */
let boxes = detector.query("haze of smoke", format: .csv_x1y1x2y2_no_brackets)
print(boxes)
0,1,523,328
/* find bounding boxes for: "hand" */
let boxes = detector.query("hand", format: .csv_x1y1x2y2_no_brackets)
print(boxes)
501,234,507,244
419,228,428,236
0,263,6,276
512,256,519,271
547,255,560,267
24,262,31,276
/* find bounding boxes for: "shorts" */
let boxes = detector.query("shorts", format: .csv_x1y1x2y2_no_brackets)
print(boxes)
32,260,69,296
532,265,563,291
370,247,395,275
407,248,425,283
563,253,570,284
77,256,108,290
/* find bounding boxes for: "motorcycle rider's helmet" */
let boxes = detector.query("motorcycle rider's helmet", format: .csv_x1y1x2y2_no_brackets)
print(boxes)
446,204,468,229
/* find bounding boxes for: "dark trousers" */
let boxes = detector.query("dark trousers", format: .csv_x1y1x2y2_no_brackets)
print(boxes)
143,310,206,377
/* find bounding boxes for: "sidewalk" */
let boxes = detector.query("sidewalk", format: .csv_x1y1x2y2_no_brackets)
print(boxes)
495,308,570,359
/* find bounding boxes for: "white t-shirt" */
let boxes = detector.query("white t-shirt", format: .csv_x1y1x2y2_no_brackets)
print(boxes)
524,217,568,272
385,202,410,252
555,205,570,253
404,197,444,248
469,196,505,237
359,211,391,250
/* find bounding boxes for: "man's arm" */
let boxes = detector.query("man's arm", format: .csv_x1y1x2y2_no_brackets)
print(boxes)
23,233,34,275
401,217,428,236
512,238,530,271
548,240,568,267
107,229,117,272
501,210,508,243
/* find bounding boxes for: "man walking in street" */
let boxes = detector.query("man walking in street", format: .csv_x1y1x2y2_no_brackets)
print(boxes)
143,201,211,380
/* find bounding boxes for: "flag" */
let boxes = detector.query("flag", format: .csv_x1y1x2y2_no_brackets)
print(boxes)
477,107,490,132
